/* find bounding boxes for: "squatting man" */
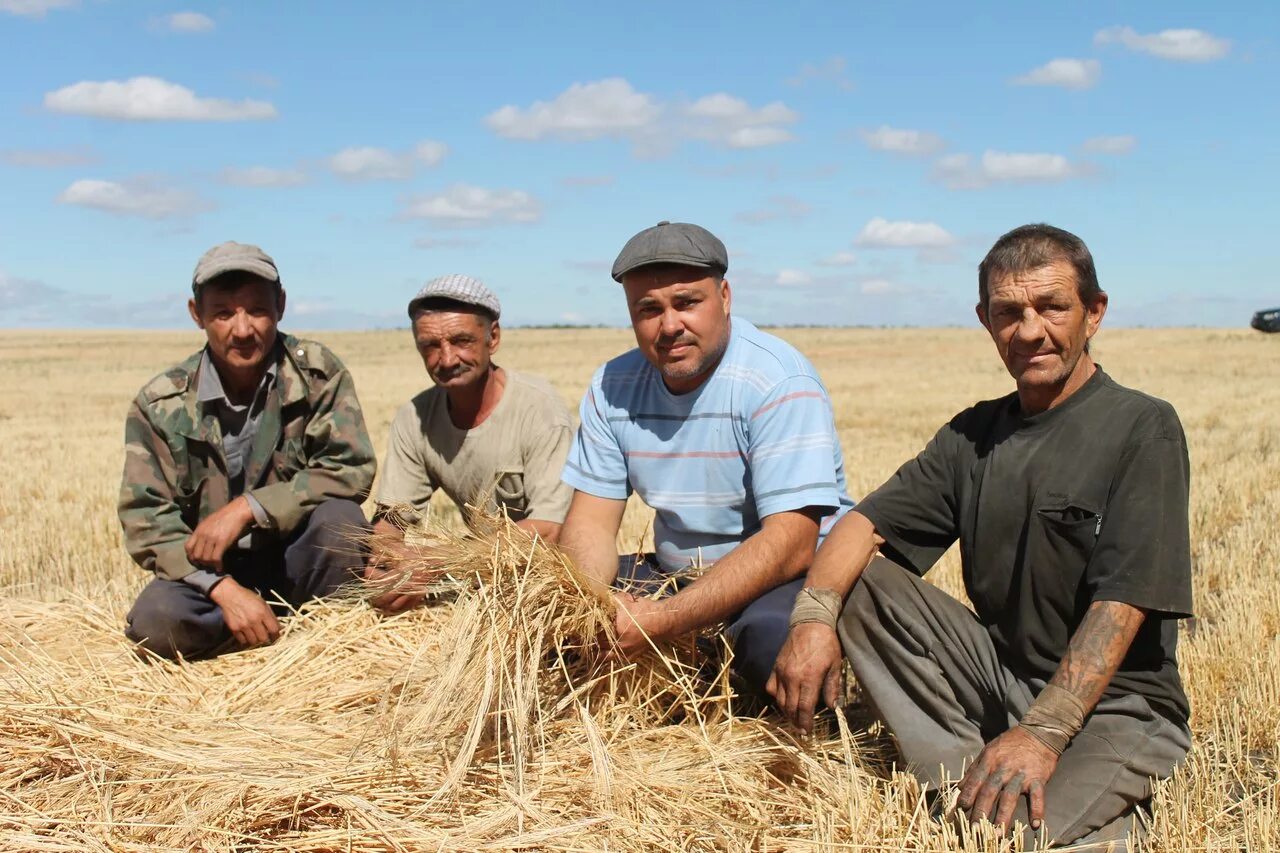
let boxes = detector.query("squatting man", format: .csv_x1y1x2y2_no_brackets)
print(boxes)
119,242,376,659
365,274,575,612
767,224,1193,848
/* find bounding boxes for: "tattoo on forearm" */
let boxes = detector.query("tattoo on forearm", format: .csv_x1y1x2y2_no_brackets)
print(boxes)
1050,600,1146,714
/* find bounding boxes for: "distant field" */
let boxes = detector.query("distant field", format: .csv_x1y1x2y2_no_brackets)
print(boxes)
0,326,1276,849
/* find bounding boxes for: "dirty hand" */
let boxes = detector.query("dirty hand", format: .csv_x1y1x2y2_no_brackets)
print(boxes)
186,496,255,571
765,623,844,733
210,577,280,648
364,563,430,613
957,725,1060,832
609,591,670,659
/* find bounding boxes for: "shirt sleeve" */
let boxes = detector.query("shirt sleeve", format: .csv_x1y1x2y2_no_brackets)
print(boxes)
856,417,965,576
522,419,575,523
562,382,631,500
747,375,845,519
374,403,436,525
1087,432,1193,618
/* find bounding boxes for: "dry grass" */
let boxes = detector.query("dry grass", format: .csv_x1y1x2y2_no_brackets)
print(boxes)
0,325,1276,850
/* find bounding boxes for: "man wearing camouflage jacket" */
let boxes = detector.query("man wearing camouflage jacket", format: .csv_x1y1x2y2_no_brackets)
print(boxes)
120,242,376,660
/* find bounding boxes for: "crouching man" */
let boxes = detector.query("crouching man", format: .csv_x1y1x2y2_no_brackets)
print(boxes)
769,224,1192,848
120,242,376,659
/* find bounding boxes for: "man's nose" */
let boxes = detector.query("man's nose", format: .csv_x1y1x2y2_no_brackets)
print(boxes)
437,343,459,366
659,308,683,337
1015,307,1045,341
230,310,253,337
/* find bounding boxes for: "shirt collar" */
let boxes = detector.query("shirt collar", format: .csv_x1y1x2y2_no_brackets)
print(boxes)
196,348,279,406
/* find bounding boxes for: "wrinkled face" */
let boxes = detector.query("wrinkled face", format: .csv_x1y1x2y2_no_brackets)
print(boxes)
413,310,499,390
621,265,732,394
188,277,285,377
978,259,1106,402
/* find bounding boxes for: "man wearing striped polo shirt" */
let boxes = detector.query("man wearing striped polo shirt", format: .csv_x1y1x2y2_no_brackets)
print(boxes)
560,221,855,700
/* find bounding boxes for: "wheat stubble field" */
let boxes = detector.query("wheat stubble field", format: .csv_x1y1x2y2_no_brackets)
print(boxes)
0,326,1276,851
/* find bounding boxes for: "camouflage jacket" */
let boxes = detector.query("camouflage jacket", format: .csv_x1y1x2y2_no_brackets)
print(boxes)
118,333,376,582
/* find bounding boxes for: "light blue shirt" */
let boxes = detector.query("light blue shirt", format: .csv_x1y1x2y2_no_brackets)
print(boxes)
563,318,854,573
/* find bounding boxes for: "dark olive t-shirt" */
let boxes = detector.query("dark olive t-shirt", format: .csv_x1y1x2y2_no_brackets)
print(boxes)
857,368,1192,723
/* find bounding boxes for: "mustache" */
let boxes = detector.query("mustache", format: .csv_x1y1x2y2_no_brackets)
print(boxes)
658,335,696,349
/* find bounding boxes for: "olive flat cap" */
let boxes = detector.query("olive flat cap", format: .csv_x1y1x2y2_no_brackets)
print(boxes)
610,220,728,282
192,241,280,292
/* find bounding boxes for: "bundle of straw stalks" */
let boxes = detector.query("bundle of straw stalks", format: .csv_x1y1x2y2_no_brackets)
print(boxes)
0,512,1023,851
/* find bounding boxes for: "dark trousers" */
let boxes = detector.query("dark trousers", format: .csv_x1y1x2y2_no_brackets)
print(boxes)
126,499,371,660
617,554,803,700
840,557,1191,849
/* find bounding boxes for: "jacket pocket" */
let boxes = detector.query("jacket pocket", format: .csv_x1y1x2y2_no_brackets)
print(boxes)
492,468,528,516
271,437,306,479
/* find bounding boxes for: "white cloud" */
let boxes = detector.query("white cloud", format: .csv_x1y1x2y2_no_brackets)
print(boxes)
1094,26,1231,62
413,236,478,250
735,194,811,224
486,78,660,141
219,166,308,187
775,269,812,287
0,0,75,18
816,251,858,268
44,77,276,121
560,174,615,187
683,94,798,148
164,11,214,32
486,78,797,154
1011,58,1101,90
401,183,541,228
787,56,854,91
859,125,945,156
860,279,900,295
57,177,211,219
854,217,955,248
326,140,447,181
1,146,96,167
933,150,1081,189
1081,135,1137,155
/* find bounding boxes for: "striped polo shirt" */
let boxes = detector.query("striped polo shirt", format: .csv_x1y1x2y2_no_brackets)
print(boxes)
563,317,854,573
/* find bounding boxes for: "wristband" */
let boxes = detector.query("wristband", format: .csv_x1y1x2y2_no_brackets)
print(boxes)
788,587,843,630
1017,683,1086,755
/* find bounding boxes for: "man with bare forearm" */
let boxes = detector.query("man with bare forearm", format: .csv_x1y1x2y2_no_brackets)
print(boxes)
768,224,1193,849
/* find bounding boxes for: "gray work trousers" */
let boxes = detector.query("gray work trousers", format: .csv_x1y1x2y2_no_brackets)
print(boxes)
839,558,1191,849
126,499,371,660
618,554,802,701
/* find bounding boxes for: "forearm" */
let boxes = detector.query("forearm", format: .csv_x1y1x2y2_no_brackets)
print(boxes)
1046,599,1147,715
657,512,820,637
803,510,883,598
559,523,620,586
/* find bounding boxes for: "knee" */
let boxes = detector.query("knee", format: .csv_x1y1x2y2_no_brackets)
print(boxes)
125,584,220,660
306,499,370,544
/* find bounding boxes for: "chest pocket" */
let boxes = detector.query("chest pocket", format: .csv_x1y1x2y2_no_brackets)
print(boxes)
1034,497,1102,604
271,437,307,481
492,468,528,517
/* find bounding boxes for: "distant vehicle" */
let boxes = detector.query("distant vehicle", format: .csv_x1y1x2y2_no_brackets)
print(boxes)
1252,307,1280,333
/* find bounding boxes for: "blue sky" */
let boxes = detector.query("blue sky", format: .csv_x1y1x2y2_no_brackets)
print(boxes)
1,1,1275,329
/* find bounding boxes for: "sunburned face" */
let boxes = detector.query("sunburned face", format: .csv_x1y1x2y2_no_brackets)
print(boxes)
621,265,732,394
188,276,285,384
978,259,1107,414
413,310,499,391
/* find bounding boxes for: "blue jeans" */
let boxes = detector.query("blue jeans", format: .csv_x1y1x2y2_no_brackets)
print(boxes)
125,499,371,660
616,554,804,701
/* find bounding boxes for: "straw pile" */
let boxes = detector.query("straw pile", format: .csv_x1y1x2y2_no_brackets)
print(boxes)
0,516,1025,851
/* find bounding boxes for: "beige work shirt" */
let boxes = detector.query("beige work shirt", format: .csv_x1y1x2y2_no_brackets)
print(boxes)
376,370,574,527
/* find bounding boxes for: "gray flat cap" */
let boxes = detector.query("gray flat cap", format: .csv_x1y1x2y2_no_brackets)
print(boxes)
407,274,501,320
192,241,280,292
611,220,728,283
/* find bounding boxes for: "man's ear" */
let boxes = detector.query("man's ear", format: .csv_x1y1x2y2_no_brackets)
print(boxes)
720,278,732,315
188,296,205,330
488,320,502,355
276,287,287,321
1085,290,1107,339
975,301,990,332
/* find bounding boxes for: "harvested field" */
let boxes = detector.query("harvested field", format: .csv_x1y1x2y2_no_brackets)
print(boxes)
0,326,1276,850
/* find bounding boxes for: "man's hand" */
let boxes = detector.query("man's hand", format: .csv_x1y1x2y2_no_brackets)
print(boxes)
957,725,1060,832
765,623,844,733
609,591,671,658
209,577,280,648
364,563,433,613
186,496,255,571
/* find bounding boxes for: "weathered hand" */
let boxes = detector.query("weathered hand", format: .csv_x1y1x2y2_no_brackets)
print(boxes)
765,623,844,733
364,563,430,613
209,577,281,648
610,591,669,659
957,725,1060,832
186,496,255,571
